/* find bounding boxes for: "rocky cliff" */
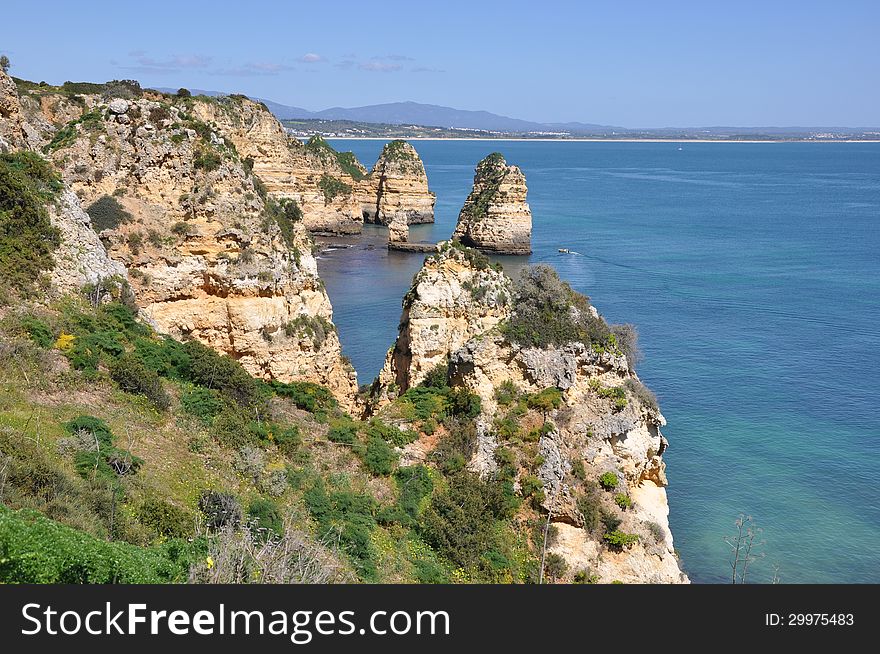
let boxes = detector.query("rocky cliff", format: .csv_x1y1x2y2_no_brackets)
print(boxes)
3,75,357,408
358,140,435,225
372,241,512,404
453,152,532,255
191,101,363,235
373,245,686,583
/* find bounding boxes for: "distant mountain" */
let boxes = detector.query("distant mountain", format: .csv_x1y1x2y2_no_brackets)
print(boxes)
150,88,876,137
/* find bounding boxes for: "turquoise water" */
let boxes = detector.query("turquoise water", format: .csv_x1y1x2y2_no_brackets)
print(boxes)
319,140,880,584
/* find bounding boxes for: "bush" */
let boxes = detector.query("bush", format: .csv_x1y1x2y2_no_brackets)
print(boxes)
194,150,222,171
180,385,225,424
365,419,417,447
599,471,619,491
212,408,256,448
577,489,602,532
283,314,334,348
624,378,658,410
420,471,509,572
611,323,642,369
573,568,600,584
614,493,633,510
0,151,62,300
361,435,397,476
502,265,612,349
600,509,622,532
64,415,142,481
526,387,563,416
86,195,132,232
646,521,665,543
422,363,449,389
571,460,586,481
269,380,337,415
603,530,639,551
544,552,568,581
0,507,198,583
432,418,477,474
138,498,192,539
327,417,357,444
198,491,241,530
134,336,190,378
273,425,302,458
176,88,191,98
318,174,352,204
394,466,434,522
247,498,283,538
494,380,519,406
17,315,53,348
183,340,266,410
67,330,123,371
110,354,171,410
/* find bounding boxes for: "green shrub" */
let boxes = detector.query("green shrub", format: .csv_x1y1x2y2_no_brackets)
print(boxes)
0,151,62,300
212,408,255,448
571,460,586,481
600,509,622,532
573,569,599,584
133,336,190,378
318,174,352,204
110,354,171,410
18,315,53,348
494,380,519,406
646,521,665,543
422,363,449,389
614,493,633,510
138,498,192,539
365,419,417,447
520,474,544,500
0,507,198,583
194,149,222,171
180,385,225,424
432,418,477,474
283,314,334,348
304,480,377,580
420,471,510,572
269,380,338,415
273,425,302,457
526,387,563,416
247,498,283,538
361,435,397,476
198,491,241,530
183,340,266,410
86,195,132,232
394,466,434,522
598,471,619,491
501,265,612,349
577,488,603,532
544,552,568,581
68,330,124,371
327,417,357,444
603,530,639,551
400,385,447,422
446,386,481,420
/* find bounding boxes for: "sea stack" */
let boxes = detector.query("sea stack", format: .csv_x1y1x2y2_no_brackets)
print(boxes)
453,152,531,255
387,211,409,245
361,140,435,225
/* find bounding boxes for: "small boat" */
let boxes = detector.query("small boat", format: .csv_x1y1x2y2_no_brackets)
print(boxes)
558,248,572,254
678,146,683,151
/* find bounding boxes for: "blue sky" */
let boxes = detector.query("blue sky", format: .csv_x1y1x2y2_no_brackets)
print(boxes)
2,0,878,127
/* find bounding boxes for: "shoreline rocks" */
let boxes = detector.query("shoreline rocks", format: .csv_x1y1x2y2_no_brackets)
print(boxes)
453,152,532,255
359,140,435,225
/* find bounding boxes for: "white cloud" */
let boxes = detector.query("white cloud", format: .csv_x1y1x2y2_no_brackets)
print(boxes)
300,53,323,63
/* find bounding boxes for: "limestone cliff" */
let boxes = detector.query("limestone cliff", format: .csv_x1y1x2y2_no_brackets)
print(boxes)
0,71,26,151
358,140,435,225
374,243,685,583
190,104,363,235
6,79,357,408
453,152,532,255
373,242,512,402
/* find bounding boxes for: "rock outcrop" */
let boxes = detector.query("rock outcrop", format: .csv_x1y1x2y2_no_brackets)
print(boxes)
7,81,357,408
0,70,26,152
47,189,128,295
387,212,409,245
453,152,531,255
447,332,686,583
191,102,363,235
373,242,512,401
359,140,434,225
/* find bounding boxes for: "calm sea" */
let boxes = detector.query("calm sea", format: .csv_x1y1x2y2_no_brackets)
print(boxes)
319,140,880,584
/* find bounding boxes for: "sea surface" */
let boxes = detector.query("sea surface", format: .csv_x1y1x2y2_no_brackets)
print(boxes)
318,140,880,584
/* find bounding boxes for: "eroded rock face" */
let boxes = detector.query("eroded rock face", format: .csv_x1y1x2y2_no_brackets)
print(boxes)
373,242,512,402
0,70,27,152
387,212,409,244
192,100,363,235
48,189,128,295
359,140,434,225
448,331,687,583
453,152,531,255
11,85,357,408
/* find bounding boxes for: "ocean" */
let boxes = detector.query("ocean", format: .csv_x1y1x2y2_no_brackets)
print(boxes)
318,139,880,584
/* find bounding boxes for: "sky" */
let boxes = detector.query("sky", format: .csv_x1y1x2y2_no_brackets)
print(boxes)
1,0,878,127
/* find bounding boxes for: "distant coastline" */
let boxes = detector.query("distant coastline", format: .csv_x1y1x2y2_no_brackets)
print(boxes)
319,137,880,144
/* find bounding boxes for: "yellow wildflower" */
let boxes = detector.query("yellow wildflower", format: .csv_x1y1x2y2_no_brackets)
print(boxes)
55,332,76,351
206,556,214,569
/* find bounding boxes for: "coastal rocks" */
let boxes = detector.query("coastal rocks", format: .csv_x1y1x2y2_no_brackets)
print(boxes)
0,69,26,152
11,85,358,408
359,140,435,225
387,212,409,245
191,100,363,235
373,241,512,400
447,328,687,583
453,152,532,255
47,188,128,296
